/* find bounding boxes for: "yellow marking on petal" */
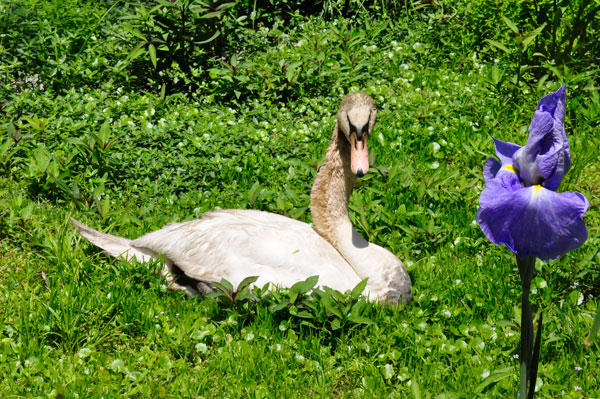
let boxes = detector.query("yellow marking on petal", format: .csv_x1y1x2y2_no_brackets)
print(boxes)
533,184,543,197
502,165,520,175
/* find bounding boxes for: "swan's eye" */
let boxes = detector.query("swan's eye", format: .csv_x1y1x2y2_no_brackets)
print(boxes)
347,114,357,134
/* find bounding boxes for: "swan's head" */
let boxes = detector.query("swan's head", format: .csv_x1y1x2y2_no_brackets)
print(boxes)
337,92,377,178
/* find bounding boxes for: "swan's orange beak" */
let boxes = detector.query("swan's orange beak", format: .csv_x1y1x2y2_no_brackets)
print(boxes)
349,133,369,178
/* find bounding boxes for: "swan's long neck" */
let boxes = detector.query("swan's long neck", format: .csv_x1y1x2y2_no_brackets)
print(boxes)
310,124,412,304
310,125,375,283
310,123,356,243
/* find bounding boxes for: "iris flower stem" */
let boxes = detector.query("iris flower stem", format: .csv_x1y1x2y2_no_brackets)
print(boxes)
517,256,537,399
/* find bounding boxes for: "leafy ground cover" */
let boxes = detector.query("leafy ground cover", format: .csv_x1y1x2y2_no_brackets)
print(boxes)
1,1,599,397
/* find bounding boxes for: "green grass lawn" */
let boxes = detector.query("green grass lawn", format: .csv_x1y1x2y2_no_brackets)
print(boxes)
1,1,599,397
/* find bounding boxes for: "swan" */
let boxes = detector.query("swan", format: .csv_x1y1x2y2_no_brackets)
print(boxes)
71,93,413,304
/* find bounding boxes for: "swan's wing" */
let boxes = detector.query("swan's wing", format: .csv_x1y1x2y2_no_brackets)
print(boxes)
130,209,362,291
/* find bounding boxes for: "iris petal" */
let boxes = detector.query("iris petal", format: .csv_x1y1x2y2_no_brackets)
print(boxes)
483,158,500,184
477,172,589,260
492,137,521,167
512,85,570,190
538,84,566,118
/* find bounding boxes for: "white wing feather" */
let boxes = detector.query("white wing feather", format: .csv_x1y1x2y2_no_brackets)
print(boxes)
130,209,362,291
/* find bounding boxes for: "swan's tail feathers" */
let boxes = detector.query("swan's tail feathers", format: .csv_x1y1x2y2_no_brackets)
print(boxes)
70,217,154,263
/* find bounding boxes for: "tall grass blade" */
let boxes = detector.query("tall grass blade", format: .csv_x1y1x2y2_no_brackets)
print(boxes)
585,303,600,346
528,312,543,399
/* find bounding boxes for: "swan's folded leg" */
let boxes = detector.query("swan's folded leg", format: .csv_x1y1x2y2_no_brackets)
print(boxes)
156,257,201,296
70,217,197,294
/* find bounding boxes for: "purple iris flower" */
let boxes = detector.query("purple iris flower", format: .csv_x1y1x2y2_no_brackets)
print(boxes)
477,86,589,261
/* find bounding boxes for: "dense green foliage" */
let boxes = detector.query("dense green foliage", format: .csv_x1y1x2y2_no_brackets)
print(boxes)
1,0,598,397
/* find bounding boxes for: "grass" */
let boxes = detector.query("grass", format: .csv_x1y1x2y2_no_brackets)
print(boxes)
1,1,599,397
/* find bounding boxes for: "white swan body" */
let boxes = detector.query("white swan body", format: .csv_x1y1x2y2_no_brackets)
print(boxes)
72,93,413,304
73,210,362,292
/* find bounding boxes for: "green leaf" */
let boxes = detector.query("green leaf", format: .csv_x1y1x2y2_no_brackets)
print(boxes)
474,367,515,393
100,196,111,219
191,324,216,341
127,44,146,61
321,296,342,319
199,11,224,19
410,379,422,399
235,288,256,303
195,343,208,353
300,320,317,329
130,28,147,42
348,314,374,325
0,138,13,161
215,2,236,11
236,276,258,292
375,131,385,146
486,39,511,54
211,278,234,301
435,393,461,399
30,146,50,175
110,359,125,373
196,31,220,45
270,301,288,313
98,120,110,144
148,43,157,69
350,278,368,300
490,64,503,85
324,286,346,302
51,176,74,197
330,318,341,330
157,354,172,370
206,290,229,301
383,363,394,379
7,122,16,137
503,16,519,34
292,310,313,319
522,24,546,49
156,0,175,8
289,275,319,299
248,181,261,204
77,348,93,358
